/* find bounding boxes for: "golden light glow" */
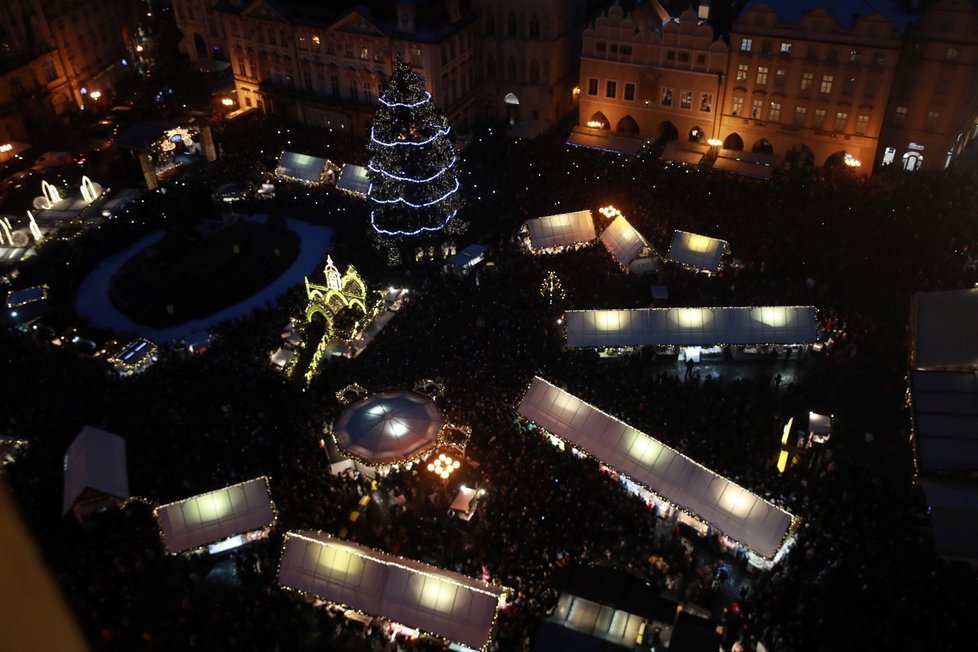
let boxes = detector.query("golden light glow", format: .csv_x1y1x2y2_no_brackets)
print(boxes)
317,545,365,576
776,450,790,473
685,234,714,253
781,417,794,446
195,492,234,521
0,143,12,153
90,90,101,100
755,307,788,327
427,453,461,479
595,310,624,331
221,98,234,106
707,138,723,147
599,205,622,219
586,120,605,128
719,486,754,518
627,432,662,465
416,577,460,611
673,308,707,328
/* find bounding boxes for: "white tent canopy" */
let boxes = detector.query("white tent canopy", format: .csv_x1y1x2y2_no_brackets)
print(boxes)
278,531,509,650
564,306,817,348
600,215,649,267
155,477,276,554
517,377,795,558
526,210,595,251
337,164,371,196
63,426,129,515
277,151,329,183
667,230,728,272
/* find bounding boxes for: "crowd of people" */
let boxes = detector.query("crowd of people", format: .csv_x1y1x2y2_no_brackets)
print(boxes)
3,115,978,652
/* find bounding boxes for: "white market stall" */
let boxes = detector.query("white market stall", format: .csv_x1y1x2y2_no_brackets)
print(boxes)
155,477,276,554
600,215,650,267
667,230,728,273
62,426,129,523
278,531,509,650
517,377,796,559
525,210,595,253
564,306,817,348
276,151,332,184
337,163,371,197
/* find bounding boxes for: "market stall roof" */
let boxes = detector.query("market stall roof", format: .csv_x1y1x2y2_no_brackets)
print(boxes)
912,289,978,371
62,426,129,515
155,477,276,554
564,306,818,348
566,132,645,156
447,244,487,269
600,215,649,267
334,390,443,465
276,151,329,183
526,210,595,251
278,531,509,650
910,371,978,470
337,163,371,195
713,152,775,179
660,144,705,166
921,479,978,563
116,120,178,152
270,347,294,369
517,377,795,558
5,285,47,308
668,230,727,272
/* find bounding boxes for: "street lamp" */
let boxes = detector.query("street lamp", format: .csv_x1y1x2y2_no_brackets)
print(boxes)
707,138,723,148
427,453,460,480
221,98,234,107
90,91,101,101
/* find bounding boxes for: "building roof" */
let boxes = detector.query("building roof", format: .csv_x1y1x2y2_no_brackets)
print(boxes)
564,306,818,348
526,210,596,251
912,289,978,371
517,377,796,558
277,151,329,183
155,477,276,554
667,230,728,272
600,215,649,267
742,0,917,32
62,426,129,515
278,531,509,649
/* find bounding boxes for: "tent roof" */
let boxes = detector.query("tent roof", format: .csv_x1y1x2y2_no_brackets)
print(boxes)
5,285,46,307
526,210,595,251
517,378,795,558
116,121,178,152
447,244,487,268
921,479,978,562
278,531,509,649
334,391,443,464
337,163,371,195
660,144,705,166
713,154,775,179
668,230,727,272
277,151,329,183
913,289,978,370
600,216,649,267
62,426,129,515
155,477,276,553
566,132,645,156
911,370,978,471
564,306,818,348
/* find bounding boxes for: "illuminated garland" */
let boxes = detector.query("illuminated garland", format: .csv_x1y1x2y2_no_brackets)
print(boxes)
369,124,451,148
368,178,460,207
378,90,432,109
370,209,458,237
367,156,456,183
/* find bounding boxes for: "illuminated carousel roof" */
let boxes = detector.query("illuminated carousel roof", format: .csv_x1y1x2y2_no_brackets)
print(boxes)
334,391,443,465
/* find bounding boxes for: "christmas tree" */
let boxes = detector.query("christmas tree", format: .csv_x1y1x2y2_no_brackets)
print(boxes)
366,57,460,236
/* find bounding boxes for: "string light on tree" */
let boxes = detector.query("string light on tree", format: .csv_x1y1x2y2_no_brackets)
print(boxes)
366,57,461,237
539,270,566,306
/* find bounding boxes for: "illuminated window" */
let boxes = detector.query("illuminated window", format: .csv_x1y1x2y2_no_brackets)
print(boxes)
731,96,744,115
849,49,861,63
834,111,848,132
680,90,693,110
768,101,781,122
814,108,826,129
780,42,792,54
800,72,813,90
893,106,907,126
775,69,786,86
794,106,807,126
756,66,768,84
855,115,870,135
740,38,752,52
736,63,748,81
660,87,673,106
820,74,833,93
312,34,321,48
699,93,712,112
751,99,763,118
